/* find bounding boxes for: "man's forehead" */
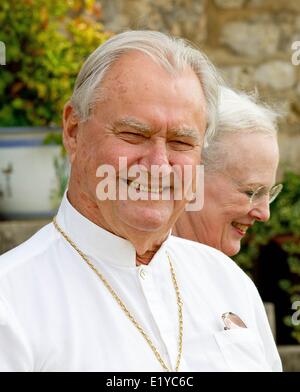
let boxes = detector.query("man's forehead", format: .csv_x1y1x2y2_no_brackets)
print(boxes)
101,51,158,82
101,50,200,89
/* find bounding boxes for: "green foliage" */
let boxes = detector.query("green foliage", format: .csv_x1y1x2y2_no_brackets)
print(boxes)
0,0,111,126
234,171,300,343
43,131,64,150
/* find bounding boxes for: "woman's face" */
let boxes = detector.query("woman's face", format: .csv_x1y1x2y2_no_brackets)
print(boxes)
198,132,280,256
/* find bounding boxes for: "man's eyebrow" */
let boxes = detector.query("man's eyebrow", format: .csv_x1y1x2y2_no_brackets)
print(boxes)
113,118,201,140
169,127,201,140
114,117,152,135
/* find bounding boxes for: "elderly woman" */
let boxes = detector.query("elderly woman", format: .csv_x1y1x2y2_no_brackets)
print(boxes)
173,86,282,256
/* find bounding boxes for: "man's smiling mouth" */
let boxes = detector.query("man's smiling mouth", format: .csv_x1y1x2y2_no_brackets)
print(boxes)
127,179,163,194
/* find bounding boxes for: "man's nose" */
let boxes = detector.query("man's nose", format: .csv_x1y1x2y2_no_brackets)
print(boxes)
139,141,172,177
248,197,271,222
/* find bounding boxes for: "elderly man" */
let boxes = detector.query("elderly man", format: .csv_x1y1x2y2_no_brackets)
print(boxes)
0,31,281,372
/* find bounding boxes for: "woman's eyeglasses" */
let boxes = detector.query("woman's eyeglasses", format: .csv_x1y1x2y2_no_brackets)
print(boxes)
217,170,283,206
247,183,283,205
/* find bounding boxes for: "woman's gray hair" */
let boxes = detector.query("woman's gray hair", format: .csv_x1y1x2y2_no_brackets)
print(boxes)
70,30,222,146
202,86,280,172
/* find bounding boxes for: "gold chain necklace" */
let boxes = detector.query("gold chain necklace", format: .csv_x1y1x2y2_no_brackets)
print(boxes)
53,217,183,372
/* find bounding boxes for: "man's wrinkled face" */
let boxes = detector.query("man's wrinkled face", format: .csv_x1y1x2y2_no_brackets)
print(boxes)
70,52,207,239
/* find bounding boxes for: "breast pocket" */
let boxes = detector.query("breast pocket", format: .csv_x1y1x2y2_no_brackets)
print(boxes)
214,328,272,372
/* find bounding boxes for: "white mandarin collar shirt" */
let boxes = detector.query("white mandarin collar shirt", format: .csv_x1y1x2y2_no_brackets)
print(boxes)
56,193,139,267
0,193,282,372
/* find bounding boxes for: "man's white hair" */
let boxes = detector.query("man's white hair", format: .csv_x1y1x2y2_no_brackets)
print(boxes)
203,86,280,171
70,30,222,146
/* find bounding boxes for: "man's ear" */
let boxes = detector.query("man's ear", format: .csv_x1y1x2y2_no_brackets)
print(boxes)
63,102,80,163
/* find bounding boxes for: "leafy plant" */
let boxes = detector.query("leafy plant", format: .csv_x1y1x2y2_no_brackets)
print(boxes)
0,0,111,127
234,171,300,343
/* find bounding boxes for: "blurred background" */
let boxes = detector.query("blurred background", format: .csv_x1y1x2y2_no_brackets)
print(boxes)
0,0,299,370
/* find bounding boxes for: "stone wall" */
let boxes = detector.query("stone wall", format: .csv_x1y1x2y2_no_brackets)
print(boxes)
99,0,300,174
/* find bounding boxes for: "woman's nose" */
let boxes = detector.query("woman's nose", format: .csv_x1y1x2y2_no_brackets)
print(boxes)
248,197,271,222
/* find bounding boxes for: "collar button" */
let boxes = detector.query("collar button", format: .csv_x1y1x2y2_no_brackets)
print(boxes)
139,268,147,280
